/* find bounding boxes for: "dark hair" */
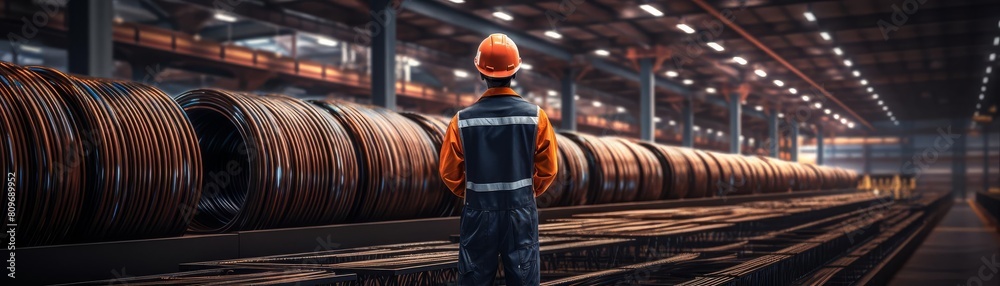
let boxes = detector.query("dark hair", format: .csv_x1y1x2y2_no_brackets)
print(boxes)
481,73,516,88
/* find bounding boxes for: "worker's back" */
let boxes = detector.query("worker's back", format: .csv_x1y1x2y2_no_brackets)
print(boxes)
458,95,539,211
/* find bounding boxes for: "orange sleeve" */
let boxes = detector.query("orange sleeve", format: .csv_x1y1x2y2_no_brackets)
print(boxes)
439,115,466,198
533,109,559,197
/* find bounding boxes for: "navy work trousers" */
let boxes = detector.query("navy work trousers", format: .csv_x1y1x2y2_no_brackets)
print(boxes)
457,205,540,285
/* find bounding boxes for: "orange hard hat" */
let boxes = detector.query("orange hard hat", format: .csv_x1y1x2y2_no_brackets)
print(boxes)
474,33,521,78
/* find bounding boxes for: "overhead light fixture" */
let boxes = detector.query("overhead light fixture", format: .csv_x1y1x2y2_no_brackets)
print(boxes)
773,80,784,87
521,63,533,70
655,117,662,123
616,106,627,113
544,30,562,39
995,36,999,46
840,118,847,124
991,53,996,61
492,11,513,21
707,42,725,52
547,90,558,96
888,111,893,116
683,79,694,85
848,122,855,128
788,88,797,94
878,100,883,105
243,38,269,45
882,106,888,111
824,108,831,114
407,58,421,66
983,86,987,92
814,102,822,109
676,23,696,34
980,94,985,100
833,47,843,55
448,0,465,3
872,94,879,99
706,87,717,94
594,49,610,56
988,67,993,74
593,101,602,107
639,4,664,17
843,59,853,67
755,105,763,111
18,45,42,53
820,32,831,40
733,56,748,65
717,131,724,137
867,87,874,93
984,76,990,84
860,79,868,85
801,95,811,101
803,11,816,22
454,69,469,78
833,114,840,119
754,69,767,77
669,120,676,126
894,121,900,126
665,70,679,77
778,113,785,118
693,126,700,131
574,95,580,100
977,103,982,109
214,12,238,22
852,70,860,77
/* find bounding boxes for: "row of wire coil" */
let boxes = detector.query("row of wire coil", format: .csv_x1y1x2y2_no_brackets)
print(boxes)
1,62,856,246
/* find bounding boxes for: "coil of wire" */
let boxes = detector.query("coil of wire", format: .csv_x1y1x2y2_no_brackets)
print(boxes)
1,63,203,245
538,133,590,208
176,89,358,232
400,112,462,216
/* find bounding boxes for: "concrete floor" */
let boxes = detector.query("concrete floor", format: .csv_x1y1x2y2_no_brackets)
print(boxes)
888,201,1000,286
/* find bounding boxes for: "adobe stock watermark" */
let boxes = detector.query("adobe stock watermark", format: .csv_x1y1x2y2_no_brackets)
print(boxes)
6,0,64,53
353,0,409,46
958,253,999,286
668,0,748,72
877,0,929,40
544,0,585,32
900,125,960,180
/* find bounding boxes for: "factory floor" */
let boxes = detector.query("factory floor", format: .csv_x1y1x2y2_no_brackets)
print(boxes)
888,200,1000,286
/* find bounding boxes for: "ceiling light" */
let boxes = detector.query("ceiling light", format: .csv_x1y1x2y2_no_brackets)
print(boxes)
867,87,874,93
669,120,676,126
803,11,816,22
888,111,893,116
894,121,900,126
693,126,700,131
754,69,767,77
706,87,717,93
980,94,985,100
654,117,662,123
521,63,533,70
983,86,987,92
544,30,562,39
548,90,558,96
848,122,855,128
833,114,840,119
840,118,847,124
592,101,602,107
683,79,694,85
214,12,238,22
676,24,696,34
313,37,337,47
814,102,822,109
824,109,831,114
18,45,42,53
988,67,993,74
707,42,725,52
843,59,853,67
878,100,883,105
991,53,996,61
665,70,679,77
995,36,999,46
984,76,990,84
789,88,797,94
616,106,627,113
852,70,860,77
407,58,421,66
778,113,785,118
454,69,469,77
882,106,888,111
717,131,724,137
574,95,580,100
733,56,748,65
773,80,784,86
833,47,843,55
448,0,465,3
594,49,610,56
860,79,868,85
755,105,763,111
872,94,879,99
820,32,831,40
801,95,810,101
492,11,513,21
639,4,664,17
977,103,981,109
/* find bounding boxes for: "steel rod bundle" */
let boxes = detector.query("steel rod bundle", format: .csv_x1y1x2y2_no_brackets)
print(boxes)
1,63,203,245
176,89,359,232
312,101,453,221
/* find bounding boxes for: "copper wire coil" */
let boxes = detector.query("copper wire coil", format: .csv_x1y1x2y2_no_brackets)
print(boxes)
689,149,719,198
614,138,663,202
705,153,733,197
638,143,691,200
539,133,591,208
2,64,203,244
176,89,358,232
400,112,462,216
312,101,449,222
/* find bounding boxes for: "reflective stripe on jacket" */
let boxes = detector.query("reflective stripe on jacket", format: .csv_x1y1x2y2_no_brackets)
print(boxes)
439,87,558,204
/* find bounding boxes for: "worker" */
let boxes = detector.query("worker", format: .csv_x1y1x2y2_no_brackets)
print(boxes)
439,33,558,285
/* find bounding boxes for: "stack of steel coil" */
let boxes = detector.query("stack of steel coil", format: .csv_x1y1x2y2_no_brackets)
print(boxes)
538,133,591,207
176,90,359,232
1,63,202,246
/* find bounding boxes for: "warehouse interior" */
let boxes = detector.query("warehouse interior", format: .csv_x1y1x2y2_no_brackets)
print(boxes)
1,0,999,285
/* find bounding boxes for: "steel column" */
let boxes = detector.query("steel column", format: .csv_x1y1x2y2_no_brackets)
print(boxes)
370,0,397,110
768,112,779,158
863,140,872,174
561,68,577,131
729,92,741,154
683,98,694,147
639,58,655,142
985,128,991,193
790,123,800,162
816,127,824,165
67,0,114,77
951,120,968,200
